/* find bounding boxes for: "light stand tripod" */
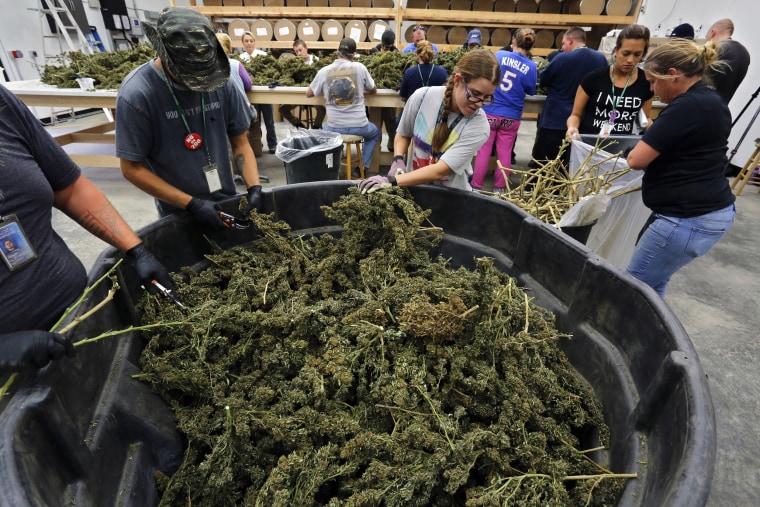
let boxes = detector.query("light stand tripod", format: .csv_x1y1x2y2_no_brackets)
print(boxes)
726,84,760,175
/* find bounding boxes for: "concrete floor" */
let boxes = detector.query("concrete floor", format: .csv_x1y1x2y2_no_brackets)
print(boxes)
48,113,760,506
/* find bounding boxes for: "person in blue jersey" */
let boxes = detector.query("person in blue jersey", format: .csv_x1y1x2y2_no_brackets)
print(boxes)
472,28,537,192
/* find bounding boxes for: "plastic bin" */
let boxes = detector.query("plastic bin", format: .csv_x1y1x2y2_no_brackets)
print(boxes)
275,129,343,184
0,182,715,506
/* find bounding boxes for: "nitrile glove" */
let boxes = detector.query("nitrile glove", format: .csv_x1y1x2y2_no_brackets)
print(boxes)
0,330,75,373
242,185,263,217
186,198,225,230
125,243,173,295
388,155,407,177
359,174,397,194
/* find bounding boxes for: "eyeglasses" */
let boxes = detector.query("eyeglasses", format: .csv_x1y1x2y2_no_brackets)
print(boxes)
412,25,426,32
463,81,494,105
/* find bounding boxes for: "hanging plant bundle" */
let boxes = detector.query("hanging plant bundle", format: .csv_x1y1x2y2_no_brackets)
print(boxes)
137,188,629,506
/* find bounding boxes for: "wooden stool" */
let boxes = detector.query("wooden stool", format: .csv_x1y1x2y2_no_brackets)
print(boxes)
730,138,760,196
298,106,315,129
341,134,365,180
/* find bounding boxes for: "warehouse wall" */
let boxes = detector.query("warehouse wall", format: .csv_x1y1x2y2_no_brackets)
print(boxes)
0,0,756,163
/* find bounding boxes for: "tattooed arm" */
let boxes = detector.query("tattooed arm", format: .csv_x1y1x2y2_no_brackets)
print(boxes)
53,174,142,252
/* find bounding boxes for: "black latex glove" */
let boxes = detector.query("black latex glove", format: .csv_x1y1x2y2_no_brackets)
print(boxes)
0,330,75,373
186,198,226,230
242,185,263,217
125,243,174,295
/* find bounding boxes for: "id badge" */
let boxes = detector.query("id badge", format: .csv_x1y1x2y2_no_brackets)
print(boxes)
598,121,613,138
0,214,38,271
203,163,222,193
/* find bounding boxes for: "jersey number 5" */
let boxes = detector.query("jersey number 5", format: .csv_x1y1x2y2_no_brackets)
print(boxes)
500,70,517,93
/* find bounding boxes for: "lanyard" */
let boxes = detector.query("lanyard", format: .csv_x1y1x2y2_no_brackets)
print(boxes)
609,65,634,123
161,69,213,164
418,64,434,87
431,100,465,159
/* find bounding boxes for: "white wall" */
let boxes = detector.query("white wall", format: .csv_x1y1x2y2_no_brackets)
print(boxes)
637,0,758,168
0,1,185,82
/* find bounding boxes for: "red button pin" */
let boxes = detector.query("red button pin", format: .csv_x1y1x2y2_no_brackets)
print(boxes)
184,132,203,150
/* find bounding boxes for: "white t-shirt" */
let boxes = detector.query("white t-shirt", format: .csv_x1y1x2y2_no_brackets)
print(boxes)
239,49,268,61
308,58,375,128
398,86,489,191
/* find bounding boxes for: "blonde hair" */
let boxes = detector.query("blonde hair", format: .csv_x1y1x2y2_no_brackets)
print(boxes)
216,32,232,54
415,40,435,64
431,49,499,153
242,31,255,41
644,38,723,80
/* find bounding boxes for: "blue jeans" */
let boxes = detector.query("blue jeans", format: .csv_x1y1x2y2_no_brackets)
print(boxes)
323,122,381,169
626,204,736,297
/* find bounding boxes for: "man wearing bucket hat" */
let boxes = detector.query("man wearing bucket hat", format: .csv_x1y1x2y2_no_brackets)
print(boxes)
115,7,263,229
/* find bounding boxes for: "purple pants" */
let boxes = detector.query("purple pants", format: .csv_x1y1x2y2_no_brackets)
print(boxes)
472,114,521,190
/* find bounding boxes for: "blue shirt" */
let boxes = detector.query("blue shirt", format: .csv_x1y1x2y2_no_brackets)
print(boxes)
483,50,537,119
402,42,439,54
538,47,608,129
399,63,449,101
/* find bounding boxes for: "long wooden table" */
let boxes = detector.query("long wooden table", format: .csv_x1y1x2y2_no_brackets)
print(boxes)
7,80,663,171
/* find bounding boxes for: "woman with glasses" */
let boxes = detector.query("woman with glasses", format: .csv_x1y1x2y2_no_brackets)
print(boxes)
471,28,537,193
359,49,500,192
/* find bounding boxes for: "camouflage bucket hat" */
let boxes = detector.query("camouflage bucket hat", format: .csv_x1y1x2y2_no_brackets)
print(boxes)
144,7,230,92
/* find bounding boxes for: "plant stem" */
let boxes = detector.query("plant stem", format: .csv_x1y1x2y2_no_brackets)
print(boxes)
73,321,188,347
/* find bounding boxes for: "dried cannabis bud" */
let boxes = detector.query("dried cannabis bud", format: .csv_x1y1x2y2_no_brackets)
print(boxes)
139,188,626,506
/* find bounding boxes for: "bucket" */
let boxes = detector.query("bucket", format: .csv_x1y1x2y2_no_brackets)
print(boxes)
277,131,343,184
351,0,372,6
344,20,368,42
264,0,285,5
564,0,582,13
514,0,537,12
538,0,562,13
406,0,426,7
579,0,605,15
446,25,469,44
0,182,717,506
368,20,391,42
250,18,273,41
321,19,344,42
330,0,350,6
297,19,321,42
534,29,555,48
425,25,446,44
227,18,251,40
428,0,449,9
605,0,632,15
450,0,470,9
559,220,597,245
286,0,308,5
471,0,494,11
489,27,512,47
372,0,395,6
273,18,297,41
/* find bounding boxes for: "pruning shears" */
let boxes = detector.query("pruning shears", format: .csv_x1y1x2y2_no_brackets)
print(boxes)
219,211,252,230
152,280,187,310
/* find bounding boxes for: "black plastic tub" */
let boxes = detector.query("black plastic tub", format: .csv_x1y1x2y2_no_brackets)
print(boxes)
0,182,716,506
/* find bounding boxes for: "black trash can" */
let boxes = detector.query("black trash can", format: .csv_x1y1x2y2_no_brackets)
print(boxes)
276,129,343,184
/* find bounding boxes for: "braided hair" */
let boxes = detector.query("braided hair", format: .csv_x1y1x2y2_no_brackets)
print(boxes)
431,49,499,153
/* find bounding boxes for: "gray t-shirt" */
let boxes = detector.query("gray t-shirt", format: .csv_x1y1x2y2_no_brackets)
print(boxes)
398,86,489,190
309,58,375,128
0,85,87,332
115,61,253,216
